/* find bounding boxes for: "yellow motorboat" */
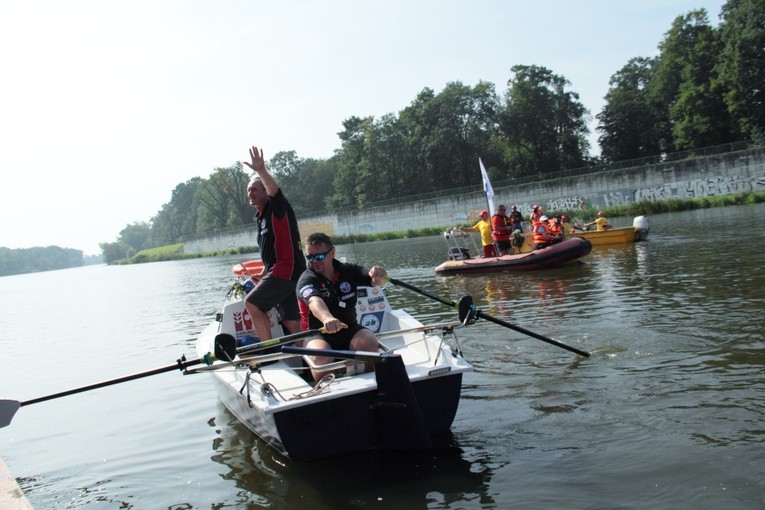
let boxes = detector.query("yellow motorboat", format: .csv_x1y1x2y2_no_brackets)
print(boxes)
567,226,637,246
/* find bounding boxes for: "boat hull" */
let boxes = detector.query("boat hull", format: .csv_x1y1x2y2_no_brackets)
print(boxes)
273,368,464,462
434,237,592,275
567,226,637,246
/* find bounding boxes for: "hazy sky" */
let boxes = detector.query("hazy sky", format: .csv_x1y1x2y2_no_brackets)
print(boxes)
0,0,726,255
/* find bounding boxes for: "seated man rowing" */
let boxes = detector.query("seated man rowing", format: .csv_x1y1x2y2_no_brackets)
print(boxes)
297,232,388,382
584,211,612,231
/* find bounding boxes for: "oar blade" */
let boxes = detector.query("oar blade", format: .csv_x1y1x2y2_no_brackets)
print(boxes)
214,333,237,361
0,399,21,428
457,295,476,324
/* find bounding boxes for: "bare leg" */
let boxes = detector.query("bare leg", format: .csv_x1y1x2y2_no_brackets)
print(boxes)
304,337,333,382
244,301,273,341
349,329,379,373
281,319,301,335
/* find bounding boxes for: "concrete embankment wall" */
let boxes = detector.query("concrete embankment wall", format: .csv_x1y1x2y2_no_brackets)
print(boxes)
184,147,765,254
1,457,33,509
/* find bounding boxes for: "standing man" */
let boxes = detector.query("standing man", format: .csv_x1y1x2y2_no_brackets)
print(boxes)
491,205,513,255
243,146,306,340
297,233,387,381
459,210,496,257
509,205,524,232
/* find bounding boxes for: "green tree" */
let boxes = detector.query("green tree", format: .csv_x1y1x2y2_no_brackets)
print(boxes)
194,163,251,233
499,65,590,178
118,222,152,257
99,241,129,264
597,57,663,161
649,9,736,152
151,177,202,246
717,0,765,142
666,10,736,149
329,116,375,210
267,151,336,216
0,246,83,276
409,81,501,190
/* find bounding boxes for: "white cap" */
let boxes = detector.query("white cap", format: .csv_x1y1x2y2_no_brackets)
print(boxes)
540,215,548,221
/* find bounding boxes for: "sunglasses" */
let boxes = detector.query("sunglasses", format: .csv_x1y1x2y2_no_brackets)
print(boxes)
306,248,333,262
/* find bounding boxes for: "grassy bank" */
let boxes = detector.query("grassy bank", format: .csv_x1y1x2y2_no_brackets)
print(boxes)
117,191,765,264
114,243,259,265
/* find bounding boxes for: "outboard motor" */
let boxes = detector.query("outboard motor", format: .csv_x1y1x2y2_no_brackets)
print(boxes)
447,247,471,260
633,215,650,241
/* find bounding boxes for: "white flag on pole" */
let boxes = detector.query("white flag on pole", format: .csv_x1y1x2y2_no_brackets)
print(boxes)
479,158,495,216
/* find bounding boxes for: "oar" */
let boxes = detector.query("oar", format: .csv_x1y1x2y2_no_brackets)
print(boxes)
0,328,322,429
387,277,590,358
223,327,325,358
282,346,388,364
189,323,462,373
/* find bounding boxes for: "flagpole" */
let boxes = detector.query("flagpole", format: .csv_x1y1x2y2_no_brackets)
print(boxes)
479,158,500,256
479,158,495,216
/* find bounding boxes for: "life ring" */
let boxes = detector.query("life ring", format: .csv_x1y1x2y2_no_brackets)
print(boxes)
232,259,264,276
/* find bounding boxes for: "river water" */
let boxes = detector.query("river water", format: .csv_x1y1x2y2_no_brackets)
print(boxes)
1,204,763,509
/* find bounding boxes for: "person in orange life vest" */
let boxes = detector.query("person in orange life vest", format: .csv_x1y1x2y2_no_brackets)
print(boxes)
459,210,496,257
532,214,556,250
585,211,612,231
243,145,306,342
491,205,514,255
548,216,565,244
530,204,543,225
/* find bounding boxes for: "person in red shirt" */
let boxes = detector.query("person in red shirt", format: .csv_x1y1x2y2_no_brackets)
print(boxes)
491,205,514,255
243,146,306,341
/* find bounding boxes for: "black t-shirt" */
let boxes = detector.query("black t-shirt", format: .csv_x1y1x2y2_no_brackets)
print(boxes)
510,210,524,228
296,259,372,329
255,188,306,281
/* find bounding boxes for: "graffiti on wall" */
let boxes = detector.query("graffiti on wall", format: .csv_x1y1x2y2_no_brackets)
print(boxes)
598,189,633,207
634,175,765,202
546,196,587,211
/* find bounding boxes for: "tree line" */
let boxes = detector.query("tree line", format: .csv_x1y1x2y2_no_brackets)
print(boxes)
0,246,90,276
101,0,764,263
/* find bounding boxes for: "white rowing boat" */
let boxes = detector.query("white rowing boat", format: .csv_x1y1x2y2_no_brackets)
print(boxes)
192,265,474,461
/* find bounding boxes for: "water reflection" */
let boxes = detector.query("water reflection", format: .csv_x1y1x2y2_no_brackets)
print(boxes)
209,404,495,509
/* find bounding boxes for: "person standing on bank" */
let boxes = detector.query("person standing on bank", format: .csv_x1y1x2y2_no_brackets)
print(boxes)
243,146,306,341
297,233,387,381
